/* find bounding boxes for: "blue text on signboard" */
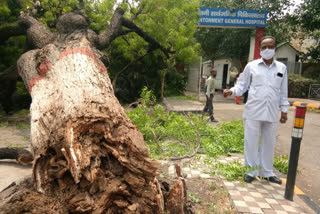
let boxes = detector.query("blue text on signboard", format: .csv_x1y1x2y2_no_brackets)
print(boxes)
199,8,267,28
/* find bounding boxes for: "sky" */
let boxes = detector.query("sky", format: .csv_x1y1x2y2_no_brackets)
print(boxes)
288,0,303,13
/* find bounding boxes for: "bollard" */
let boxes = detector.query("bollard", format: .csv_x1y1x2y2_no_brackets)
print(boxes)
284,105,306,201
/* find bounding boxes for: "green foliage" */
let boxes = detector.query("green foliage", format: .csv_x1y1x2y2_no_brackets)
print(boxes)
0,121,9,127
22,136,30,141
15,81,28,96
139,86,156,107
12,109,29,116
188,192,201,203
168,94,198,101
84,0,116,32
127,88,244,160
0,105,5,116
201,120,244,157
273,155,289,174
0,1,11,19
294,0,320,62
107,0,200,102
211,161,262,181
15,121,30,129
288,74,318,98
39,0,79,26
210,161,248,181
6,142,25,148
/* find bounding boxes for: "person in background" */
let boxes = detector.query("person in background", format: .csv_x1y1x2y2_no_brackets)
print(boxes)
223,36,289,184
203,69,218,122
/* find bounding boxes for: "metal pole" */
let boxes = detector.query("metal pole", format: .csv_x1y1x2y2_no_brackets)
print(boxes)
284,137,302,201
284,105,306,201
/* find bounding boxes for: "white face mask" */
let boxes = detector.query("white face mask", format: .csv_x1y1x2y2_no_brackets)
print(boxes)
260,48,275,60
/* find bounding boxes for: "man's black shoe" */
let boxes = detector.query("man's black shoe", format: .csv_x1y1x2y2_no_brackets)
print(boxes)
264,176,282,185
243,174,255,183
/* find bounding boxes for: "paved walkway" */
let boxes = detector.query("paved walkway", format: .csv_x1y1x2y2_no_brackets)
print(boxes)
162,93,320,214
160,154,317,214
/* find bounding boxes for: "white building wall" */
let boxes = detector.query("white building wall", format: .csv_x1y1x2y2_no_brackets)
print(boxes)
213,59,231,90
275,46,296,63
203,63,212,77
275,45,301,74
248,36,256,62
186,61,200,92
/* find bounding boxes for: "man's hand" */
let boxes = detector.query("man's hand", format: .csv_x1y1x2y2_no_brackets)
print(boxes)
280,112,287,123
207,97,211,101
223,89,232,97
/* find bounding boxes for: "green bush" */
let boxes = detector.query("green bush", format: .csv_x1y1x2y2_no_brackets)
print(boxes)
288,74,318,98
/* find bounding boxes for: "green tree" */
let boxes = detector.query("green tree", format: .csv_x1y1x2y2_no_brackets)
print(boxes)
294,0,320,62
104,0,201,99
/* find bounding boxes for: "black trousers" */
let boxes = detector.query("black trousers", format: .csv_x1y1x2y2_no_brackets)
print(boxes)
203,94,214,119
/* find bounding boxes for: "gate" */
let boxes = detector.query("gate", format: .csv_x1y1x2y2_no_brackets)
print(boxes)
308,84,320,100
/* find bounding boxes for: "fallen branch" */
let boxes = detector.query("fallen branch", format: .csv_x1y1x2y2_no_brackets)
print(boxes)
168,114,202,161
0,147,33,165
151,130,163,152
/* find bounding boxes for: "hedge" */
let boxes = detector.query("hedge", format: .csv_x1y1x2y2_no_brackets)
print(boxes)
288,74,318,98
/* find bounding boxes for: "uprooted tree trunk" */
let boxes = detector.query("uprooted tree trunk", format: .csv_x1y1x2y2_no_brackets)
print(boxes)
0,9,187,214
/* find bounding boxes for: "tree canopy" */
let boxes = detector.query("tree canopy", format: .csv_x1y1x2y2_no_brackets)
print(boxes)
293,0,320,62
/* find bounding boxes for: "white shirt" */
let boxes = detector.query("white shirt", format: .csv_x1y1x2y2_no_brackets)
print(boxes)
205,76,216,97
231,58,289,122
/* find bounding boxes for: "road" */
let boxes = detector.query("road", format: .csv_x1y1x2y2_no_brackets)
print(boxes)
214,102,320,207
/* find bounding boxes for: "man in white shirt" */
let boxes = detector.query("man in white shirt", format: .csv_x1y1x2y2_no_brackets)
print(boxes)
203,69,218,122
223,36,289,184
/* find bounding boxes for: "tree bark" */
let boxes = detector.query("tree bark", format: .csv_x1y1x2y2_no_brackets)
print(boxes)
160,69,168,102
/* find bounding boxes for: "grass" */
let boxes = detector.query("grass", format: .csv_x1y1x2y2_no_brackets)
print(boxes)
12,109,30,116
188,192,201,203
6,142,25,148
210,161,247,181
22,136,30,141
0,121,9,127
169,94,198,101
15,122,30,129
274,155,289,174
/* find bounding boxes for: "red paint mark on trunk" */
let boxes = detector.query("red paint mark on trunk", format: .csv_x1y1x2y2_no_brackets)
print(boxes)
29,76,43,92
29,60,52,93
57,47,107,73
38,60,52,77
28,47,107,92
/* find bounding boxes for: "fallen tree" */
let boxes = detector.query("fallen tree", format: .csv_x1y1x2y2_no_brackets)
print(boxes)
0,6,189,213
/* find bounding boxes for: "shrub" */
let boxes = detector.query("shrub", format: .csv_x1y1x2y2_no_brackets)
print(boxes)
288,74,318,98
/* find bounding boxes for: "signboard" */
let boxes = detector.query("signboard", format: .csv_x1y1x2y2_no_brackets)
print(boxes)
199,7,267,28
